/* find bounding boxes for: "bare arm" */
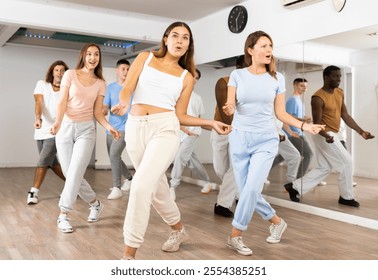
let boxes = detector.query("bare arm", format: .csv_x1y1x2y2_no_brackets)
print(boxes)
222,85,236,116
215,78,233,124
94,96,120,140
34,94,43,129
111,52,150,116
176,74,231,135
50,85,69,135
102,105,109,116
275,93,324,135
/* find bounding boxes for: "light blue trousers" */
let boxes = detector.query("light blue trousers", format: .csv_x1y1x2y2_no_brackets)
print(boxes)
229,129,279,231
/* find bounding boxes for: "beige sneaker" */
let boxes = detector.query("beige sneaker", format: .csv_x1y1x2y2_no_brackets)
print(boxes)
227,236,253,256
161,227,189,252
266,218,287,244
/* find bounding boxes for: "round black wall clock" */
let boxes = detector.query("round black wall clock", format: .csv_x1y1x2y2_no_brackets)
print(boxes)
228,5,248,34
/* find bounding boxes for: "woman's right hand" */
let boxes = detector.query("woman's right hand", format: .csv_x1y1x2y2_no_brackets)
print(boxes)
222,103,235,116
213,121,232,135
111,102,129,116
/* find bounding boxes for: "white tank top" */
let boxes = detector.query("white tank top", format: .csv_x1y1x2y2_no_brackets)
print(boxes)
132,52,188,110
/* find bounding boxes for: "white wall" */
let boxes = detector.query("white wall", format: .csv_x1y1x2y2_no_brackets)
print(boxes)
0,44,118,167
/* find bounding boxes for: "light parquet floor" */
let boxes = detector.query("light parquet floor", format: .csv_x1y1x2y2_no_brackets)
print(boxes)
0,166,377,260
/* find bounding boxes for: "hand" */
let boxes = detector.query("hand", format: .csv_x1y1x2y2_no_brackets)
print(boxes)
222,103,235,116
360,131,375,140
302,123,325,135
34,118,42,129
111,102,129,116
213,121,231,135
325,135,334,143
109,127,120,140
50,122,61,135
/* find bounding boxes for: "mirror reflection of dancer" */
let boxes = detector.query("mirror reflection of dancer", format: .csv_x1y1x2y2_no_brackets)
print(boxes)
28,60,68,205
223,31,324,256
284,65,374,207
112,22,231,260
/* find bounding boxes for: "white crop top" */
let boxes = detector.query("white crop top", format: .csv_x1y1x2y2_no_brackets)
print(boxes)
132,52,188,110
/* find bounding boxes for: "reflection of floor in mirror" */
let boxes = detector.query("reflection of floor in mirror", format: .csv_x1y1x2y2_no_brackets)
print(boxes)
264,165,378,222
1,166,377,260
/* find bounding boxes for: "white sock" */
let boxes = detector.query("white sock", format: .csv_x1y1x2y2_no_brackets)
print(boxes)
30,187,39,194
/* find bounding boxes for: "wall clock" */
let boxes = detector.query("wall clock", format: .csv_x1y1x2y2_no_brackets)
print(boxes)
333,0,346,12
228,5,248,34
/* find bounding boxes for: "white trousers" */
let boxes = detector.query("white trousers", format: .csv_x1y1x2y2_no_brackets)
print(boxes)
272,137,301,183
170,135,209,188
56,120,96,212
210,130,238,208
123,112,181,248
293,132,354,199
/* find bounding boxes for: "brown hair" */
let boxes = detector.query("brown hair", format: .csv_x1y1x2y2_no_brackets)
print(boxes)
75,43,104,80
153,21,196,76
45,60,69,83
244,30,277,79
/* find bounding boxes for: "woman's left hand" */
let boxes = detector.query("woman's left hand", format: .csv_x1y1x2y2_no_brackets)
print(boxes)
213,121,232,135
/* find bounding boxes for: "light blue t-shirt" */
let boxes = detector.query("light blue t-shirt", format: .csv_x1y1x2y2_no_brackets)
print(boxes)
285,95,304,136
103,82,131,134
228,68,286,133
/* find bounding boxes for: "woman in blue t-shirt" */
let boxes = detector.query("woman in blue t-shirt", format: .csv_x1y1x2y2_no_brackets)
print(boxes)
223,30,324,256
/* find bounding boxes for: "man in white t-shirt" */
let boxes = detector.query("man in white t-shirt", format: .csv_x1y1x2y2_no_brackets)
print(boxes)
169,69,215,200
27,61,68,204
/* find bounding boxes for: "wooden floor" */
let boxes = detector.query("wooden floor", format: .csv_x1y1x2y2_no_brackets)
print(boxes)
0,166,377,260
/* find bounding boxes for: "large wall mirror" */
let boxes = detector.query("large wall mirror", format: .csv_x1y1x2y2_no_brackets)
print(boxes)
262,30,378,227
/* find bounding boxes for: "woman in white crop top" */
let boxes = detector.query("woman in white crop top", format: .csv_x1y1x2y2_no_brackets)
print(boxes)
111,22,231,260
51,43,120,233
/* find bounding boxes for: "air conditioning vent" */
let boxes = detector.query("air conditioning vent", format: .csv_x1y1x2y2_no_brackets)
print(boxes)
281,0,325,9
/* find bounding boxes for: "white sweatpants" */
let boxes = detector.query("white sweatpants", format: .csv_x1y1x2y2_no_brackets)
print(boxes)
293,132,354,199
170,134,210,188
56,120,97,212
123,112,181,248
210,130,238,208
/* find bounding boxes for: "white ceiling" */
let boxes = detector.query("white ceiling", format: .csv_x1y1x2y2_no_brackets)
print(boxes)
2,0,378,63
50,0,245,21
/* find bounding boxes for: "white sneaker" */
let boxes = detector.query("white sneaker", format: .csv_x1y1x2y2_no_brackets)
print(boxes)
264,179,271,185
161,227,190,252
57,216,73,233
227,236,253,256
87,200,103,222
107,187,122,200
318,181,327,186
169,187,176,201
353,182,357,187
121,179,132,191
27,191,38,204
266,218,287,244
201,182,215,194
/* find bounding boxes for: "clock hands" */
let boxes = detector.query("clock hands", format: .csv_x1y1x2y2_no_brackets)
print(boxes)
235,11,240,30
